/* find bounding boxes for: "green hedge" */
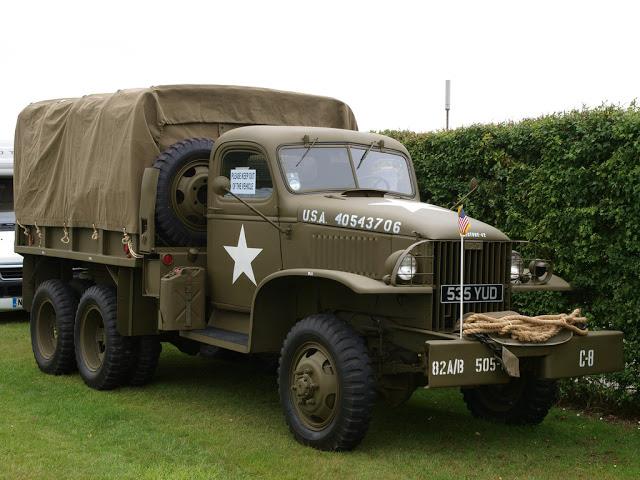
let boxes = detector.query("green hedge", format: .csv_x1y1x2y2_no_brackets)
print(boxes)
383,104,640,411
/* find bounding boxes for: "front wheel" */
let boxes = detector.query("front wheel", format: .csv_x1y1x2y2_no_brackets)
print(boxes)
278,314,376,451
461,376,559,425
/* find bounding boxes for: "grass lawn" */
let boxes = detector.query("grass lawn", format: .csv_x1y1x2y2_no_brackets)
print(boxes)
1,313,638,480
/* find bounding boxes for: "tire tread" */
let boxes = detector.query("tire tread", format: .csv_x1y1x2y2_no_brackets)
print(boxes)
128,336,162,386
30,280,78,375
461,377,559,425
154,137,213,246
75,285,132,390
278,314,376,451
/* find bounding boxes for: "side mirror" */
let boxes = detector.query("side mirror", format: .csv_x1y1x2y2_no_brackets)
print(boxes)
211,176,230,196
450,177,480,210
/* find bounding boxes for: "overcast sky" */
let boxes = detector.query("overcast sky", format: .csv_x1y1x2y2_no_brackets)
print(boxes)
1,0,638,144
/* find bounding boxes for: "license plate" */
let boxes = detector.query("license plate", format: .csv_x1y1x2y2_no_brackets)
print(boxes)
0,297,23,310
440,284,503,303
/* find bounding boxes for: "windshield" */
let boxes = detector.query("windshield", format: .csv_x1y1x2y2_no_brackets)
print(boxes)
278,145,413,195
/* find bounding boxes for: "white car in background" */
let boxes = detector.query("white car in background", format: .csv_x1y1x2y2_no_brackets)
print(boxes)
0,144,22,311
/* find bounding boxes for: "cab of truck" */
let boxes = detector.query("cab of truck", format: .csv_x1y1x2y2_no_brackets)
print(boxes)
0,145,22,311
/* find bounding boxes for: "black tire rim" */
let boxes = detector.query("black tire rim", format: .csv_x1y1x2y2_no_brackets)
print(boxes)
35,300,57,360
79,305,106,372
170,159,209,231
289,341,340,431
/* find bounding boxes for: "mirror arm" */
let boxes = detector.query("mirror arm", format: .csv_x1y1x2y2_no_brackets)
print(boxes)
450,184,479,211
224,189,291,237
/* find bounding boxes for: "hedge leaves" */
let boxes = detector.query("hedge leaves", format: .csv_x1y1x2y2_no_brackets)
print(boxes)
385,104,640,410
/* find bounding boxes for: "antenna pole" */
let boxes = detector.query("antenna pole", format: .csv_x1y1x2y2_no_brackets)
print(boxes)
460,232,464,339
445,80,451,131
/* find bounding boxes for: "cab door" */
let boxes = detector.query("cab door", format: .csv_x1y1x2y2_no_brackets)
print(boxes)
208,146,281,310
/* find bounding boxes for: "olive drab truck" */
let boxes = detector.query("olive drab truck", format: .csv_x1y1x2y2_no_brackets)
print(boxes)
15,85,624,451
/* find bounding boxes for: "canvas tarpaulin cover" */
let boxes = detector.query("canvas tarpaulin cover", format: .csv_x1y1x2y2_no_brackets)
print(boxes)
14,84,358,233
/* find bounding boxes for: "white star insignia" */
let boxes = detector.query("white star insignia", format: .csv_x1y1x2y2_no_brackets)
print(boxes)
223,225,263,285
368,198,447,213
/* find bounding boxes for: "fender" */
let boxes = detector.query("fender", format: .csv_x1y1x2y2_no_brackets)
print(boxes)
248,269,433,352
511,274,572,293
253,268,433,297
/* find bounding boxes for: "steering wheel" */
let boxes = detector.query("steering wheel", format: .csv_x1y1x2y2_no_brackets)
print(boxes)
360,176,390,191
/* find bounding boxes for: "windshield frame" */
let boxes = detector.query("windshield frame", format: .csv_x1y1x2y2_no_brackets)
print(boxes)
276,142,416,197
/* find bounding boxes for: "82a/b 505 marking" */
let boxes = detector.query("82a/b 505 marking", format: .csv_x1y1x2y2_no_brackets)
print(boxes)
431,356,499,376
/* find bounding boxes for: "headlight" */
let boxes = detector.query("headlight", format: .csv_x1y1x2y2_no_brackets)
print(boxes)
529,259,553,284
397,253,417,282
510,250,524,282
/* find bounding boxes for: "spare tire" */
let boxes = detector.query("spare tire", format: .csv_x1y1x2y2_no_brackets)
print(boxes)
154,138,213,246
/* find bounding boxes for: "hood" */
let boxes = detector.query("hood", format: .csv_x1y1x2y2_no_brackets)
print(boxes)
0,230,22,265
295,195,509,241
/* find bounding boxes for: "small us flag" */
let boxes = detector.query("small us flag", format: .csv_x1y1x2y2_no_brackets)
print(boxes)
458,205,471,236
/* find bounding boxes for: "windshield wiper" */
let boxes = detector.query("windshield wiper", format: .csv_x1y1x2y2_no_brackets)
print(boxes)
340,188,387,198
295,137,319,167
356,141,376,170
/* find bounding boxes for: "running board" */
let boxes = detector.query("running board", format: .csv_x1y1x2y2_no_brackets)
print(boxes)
180,327,249,353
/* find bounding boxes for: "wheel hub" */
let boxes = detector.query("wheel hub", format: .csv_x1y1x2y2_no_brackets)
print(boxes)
292,369,318,404
80,306,106,372
171,160,209,230
289,342,339,430
36,300,58,360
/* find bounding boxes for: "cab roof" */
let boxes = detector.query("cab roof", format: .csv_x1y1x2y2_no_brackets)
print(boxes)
216,125,410,157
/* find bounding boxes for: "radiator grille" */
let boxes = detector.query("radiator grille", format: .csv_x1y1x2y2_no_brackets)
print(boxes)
432,241,511,331
312,233,382,278
0,268,22,281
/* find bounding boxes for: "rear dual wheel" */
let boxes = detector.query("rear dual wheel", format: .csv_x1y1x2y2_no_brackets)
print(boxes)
30,281,161,390
74,285,162,390
30,280,78,375
75,286,132,390
128,336,162,386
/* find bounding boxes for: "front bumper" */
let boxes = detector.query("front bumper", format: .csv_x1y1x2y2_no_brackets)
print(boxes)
425,330,624,388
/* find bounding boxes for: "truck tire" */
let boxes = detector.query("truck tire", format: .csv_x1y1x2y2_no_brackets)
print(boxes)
127,336,162,386
68,278,94,300
30,280,78,375
154,138,213,246
461,376,559,425
378,373,418,407
74,285,133,390
278,314,376,451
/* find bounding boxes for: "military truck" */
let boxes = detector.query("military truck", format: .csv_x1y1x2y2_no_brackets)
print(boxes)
14,85,623,451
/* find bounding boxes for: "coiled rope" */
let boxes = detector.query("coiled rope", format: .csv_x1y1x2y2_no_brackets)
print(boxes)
122,228,144,259
463,309,588,343
60,222,70,244
16,220,32,245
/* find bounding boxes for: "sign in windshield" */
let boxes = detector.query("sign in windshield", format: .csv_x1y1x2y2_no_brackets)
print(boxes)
279,145,413,195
